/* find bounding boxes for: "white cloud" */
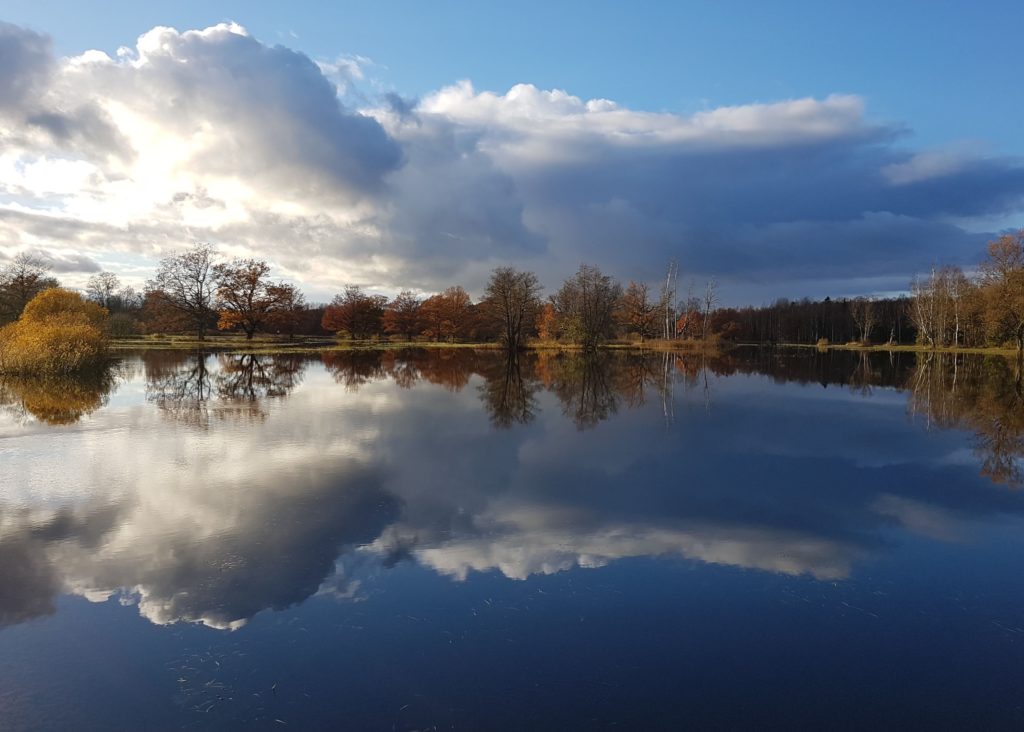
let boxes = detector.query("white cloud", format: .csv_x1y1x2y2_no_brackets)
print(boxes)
409,521,857,581
1,21,1023,303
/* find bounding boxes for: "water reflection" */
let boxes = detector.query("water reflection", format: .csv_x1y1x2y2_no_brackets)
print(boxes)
477,354,541,428
145,352,308,425
321,349,678,430
4,347,1024,634
908,353,1024,485
0,367,121,425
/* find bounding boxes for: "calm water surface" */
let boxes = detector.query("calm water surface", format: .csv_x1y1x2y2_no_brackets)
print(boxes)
1,348,1024,730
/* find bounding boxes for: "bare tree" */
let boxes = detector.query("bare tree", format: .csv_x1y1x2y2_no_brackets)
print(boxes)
482,266,543,352
701,278,718,340
0,253,59,323
850,296,876,344
86,271,121,309
910,272,938,347
660,260,678,340
554,264,623,351
147,244,217,340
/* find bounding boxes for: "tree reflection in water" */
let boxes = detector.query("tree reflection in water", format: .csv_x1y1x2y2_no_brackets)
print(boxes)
0,366,122,425
908,353,1024,486
215,353,306,401
145,351,307,425
8,346,1024,637
477,353,541,428
16,346,1024,488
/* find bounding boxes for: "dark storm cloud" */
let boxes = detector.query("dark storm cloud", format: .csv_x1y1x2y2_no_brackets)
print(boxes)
0,22,52,111
496,120,1024,290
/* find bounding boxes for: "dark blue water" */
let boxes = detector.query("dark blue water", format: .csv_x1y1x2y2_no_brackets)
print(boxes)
1,348,1023,730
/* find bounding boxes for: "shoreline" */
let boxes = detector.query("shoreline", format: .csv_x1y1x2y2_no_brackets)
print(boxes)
108,336,728,355
110,336,1024,357
748,342,1024,357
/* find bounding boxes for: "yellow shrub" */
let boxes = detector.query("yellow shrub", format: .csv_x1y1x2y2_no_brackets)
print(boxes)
0,289,110,375
21,288,109,329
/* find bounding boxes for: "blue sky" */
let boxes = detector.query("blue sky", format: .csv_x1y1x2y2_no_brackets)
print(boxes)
7,0,1022,153
1,2,1023,304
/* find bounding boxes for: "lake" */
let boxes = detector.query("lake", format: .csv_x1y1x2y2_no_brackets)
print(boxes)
2,347,1024,730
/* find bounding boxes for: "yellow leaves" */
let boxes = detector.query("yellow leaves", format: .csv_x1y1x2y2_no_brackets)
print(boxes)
21,287,109,330
0,289,110,375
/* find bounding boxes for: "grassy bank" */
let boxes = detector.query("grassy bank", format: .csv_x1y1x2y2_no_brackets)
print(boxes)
111,335,503,354
111,334,728,355
753,342,1024,357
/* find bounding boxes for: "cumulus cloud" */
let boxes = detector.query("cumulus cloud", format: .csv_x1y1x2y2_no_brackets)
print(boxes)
416,81,1024,294
404,517,859,581
1,21,1024,300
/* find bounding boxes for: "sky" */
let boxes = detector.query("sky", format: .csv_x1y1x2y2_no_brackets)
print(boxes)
1,1,1023,305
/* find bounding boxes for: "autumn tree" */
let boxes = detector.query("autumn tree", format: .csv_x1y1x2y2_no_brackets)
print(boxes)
0,253,59,324
147,244,217,340
536,302,558,341
617,281,658,343
141,290,191,334
265,283,307,339
553,264,622,351
676,292,702,339
0,289,109,375
980,229,1024,354
382,290,422,341
482,267,542,352
322,286,387,339
212,258,296,340
419,286,473,342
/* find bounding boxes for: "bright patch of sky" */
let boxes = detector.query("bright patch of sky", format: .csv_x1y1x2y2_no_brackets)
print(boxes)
1,1,1022,304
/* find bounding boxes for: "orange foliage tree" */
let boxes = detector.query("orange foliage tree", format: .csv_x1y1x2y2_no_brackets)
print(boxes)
419,286,473,342
536,302,558,341
322,286,388,339
382,290,422,341
214,258,298,339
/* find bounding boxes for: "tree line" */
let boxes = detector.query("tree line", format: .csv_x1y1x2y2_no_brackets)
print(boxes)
1,244,702,351
4,227,1024,352
711,229,1024,352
